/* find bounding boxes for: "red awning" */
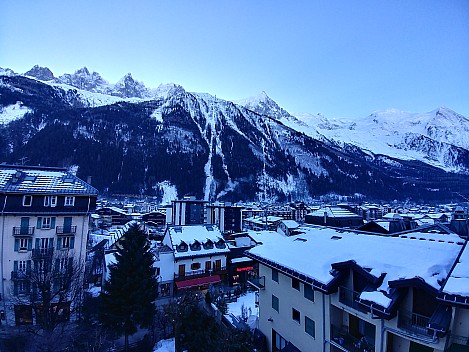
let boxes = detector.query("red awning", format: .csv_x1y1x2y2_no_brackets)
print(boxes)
176,275,221,289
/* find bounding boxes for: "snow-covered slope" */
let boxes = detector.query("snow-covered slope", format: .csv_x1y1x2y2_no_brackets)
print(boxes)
290,108,469,173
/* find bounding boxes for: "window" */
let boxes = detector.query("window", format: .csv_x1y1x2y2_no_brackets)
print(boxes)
44,196,57,207
292,308,300,323
160,283,171,297
18,238,29,251
205,261,212,271
273,330,286,352
58,236,74,250
37,217,56,230
272,268,279,283
190,262,201,270
292,278,300,291
178,264,185,277
58,258,68,272
305,316,315,338
18,260,27,272
23,195,32,207
37,260,45,273
64,196,75,206
304,284,315,302
214,259,222,270
272,294,279,312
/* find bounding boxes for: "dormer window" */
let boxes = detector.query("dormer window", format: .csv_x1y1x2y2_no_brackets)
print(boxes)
23,195,32,207
203,240,214,250
215,239,226,249
177,242,188,252
190,241,201,251
64,196,75,206
44,195,57,207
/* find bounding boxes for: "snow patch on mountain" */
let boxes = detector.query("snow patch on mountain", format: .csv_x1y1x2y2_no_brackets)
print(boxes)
0,102,33,124
154,181,178,205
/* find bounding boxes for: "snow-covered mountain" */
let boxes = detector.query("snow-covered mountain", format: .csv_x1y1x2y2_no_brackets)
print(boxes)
287,108,469,173
1,65,469,202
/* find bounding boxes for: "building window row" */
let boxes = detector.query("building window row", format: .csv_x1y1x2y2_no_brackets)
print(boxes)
22,195,75,207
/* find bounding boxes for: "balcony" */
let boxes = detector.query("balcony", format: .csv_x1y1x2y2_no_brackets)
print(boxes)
247,275,265,290
56,225,77,235
32,248,54,259
174,267,226,281
338,286,369,312
11,270,31,280
397,309,432,338
13,227,34,236
330,325,375,352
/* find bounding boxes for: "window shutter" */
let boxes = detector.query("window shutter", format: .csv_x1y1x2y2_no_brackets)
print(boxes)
37,217,42,229
51,217,56,230
68,258,73,272
49,238,54,249
26,260,31,274
27,238,32,251
13,282,18,296
57,238,61,250
14,239,19,252
35,238,40,249
55,259,60,272
13,260,18,272
70,237,75,249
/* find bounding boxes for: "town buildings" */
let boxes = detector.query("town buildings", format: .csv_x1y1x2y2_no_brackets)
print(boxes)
0,165,97,326
246,224,469,352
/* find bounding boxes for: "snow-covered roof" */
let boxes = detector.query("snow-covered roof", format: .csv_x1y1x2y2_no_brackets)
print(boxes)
0,165,97,195
279,220,300,229
247,225,462,292
307,207,361,218
167,225,229,259
442,242,469,297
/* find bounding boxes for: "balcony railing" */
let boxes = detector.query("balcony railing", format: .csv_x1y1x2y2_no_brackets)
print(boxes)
397,309,431,337
331,325,375,352
11,270,31,280
13,227,35,236
174,267,226,280
32,248,54,259
338,286,370,313
56,225,77,235
247,275,265,290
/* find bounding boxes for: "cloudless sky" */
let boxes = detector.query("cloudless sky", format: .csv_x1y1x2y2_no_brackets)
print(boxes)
1,0,468,118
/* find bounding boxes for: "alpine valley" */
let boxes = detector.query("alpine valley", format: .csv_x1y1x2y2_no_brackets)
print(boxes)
1,65,469,203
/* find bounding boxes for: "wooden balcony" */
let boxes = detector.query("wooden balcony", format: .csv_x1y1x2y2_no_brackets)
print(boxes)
174,267,227,281
56,225,77,235
13,227,35,236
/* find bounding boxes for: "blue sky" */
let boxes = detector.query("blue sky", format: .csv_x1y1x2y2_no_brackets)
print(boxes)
1,0,468,118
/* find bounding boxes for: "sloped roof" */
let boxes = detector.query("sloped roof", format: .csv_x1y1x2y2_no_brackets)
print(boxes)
0,165,97,195
307,207,361,218
248,225,462,295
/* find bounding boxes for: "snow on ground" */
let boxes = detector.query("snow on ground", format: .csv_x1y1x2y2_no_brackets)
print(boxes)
225,291,258,330
225,292,258,330
0,102,33,124
153,181,178,205
153,338,175,352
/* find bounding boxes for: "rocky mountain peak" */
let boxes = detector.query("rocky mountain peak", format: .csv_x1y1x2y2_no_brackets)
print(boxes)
113,73,149,98
24,65,55,81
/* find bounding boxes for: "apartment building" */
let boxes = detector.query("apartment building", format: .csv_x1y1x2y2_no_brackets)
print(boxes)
0,165,97,326
246,225,468,352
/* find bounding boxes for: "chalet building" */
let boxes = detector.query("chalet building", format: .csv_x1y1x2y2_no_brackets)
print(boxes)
305,206,364,228
449,206,468,238
167,196,208,226
162,224,230,291
206,202,243,234
95,206,131,227
153,243,175,299
0,165,97,326
246,224,468,352
276,220,301,237
141,210,166,227
243,215,283,231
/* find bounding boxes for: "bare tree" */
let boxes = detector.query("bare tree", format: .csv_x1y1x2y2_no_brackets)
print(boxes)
11,248,86,351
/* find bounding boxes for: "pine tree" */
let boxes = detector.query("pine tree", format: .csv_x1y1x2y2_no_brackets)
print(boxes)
100,223,158,351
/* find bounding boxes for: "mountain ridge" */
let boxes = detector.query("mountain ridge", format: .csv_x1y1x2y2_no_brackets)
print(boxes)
1,66,469,202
